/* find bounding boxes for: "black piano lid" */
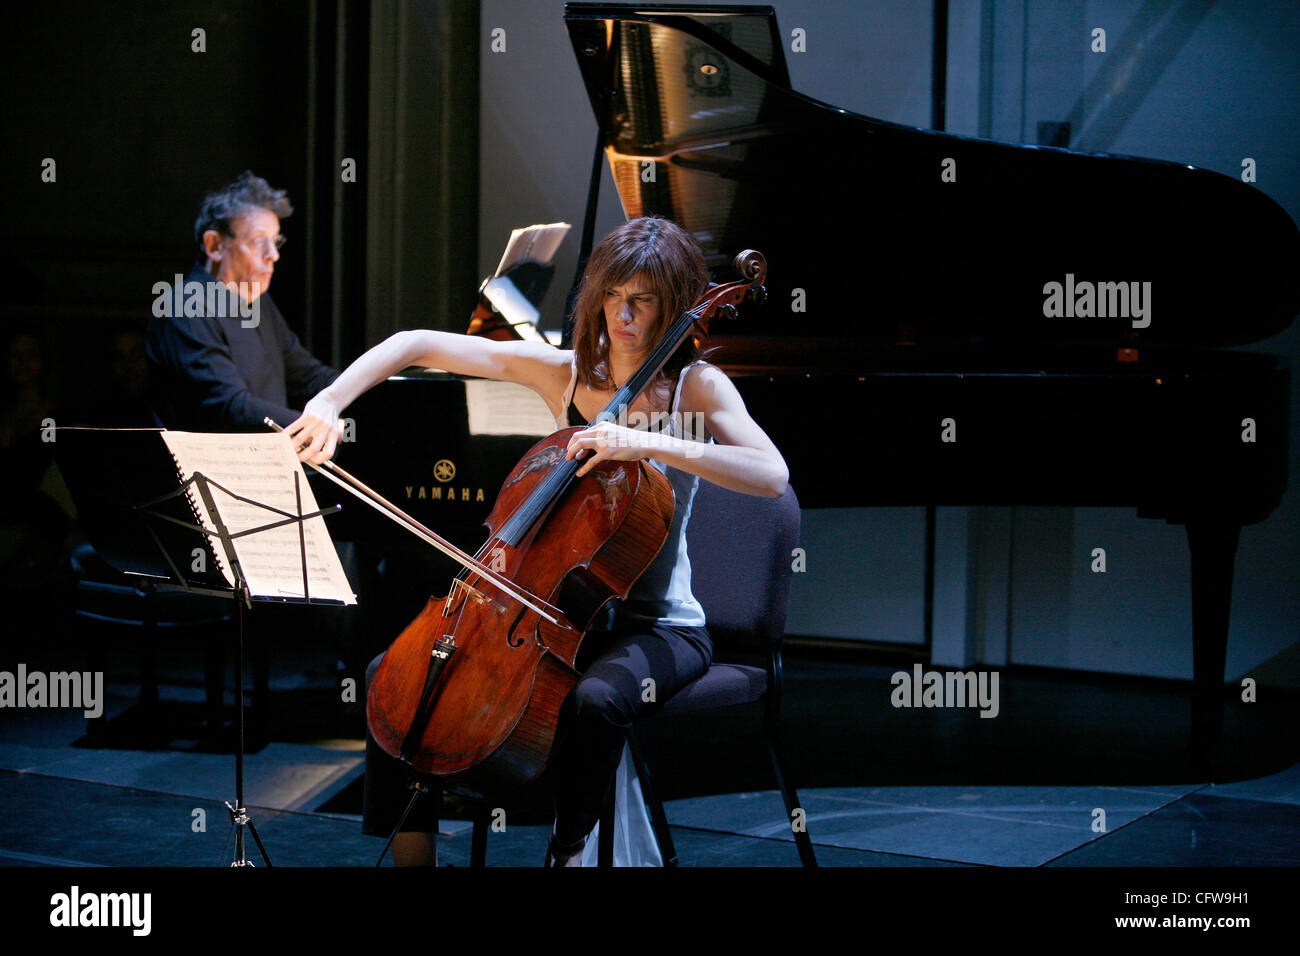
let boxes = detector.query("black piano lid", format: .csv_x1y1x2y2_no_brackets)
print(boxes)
564,3,1300,353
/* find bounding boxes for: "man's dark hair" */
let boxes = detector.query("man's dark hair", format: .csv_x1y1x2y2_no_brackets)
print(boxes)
194,171,293,253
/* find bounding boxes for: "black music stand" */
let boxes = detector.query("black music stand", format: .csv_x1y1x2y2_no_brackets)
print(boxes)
55,427,346,867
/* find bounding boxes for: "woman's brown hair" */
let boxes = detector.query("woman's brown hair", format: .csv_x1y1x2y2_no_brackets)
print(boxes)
571,216,709,408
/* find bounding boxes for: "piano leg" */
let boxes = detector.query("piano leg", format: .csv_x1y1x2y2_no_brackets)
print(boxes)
1184,518,1241,763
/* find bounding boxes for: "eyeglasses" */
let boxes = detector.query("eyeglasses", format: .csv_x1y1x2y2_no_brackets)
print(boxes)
234,234,287,253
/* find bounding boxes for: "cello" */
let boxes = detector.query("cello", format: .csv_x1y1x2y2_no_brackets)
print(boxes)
284,249,766,800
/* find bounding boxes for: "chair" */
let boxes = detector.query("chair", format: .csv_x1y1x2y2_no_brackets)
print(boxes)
459,482,815,867
593,481,816,866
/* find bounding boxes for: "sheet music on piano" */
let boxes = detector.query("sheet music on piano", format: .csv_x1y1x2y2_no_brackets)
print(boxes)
482,222,572,345
463,380,558,436
494,221,569,277
481,276,549,343
160,430,356,604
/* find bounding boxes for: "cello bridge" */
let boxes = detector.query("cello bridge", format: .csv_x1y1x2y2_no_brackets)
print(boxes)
451,577,507,615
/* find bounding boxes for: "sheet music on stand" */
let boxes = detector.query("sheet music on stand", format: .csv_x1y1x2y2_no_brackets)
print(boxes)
160,431,355,605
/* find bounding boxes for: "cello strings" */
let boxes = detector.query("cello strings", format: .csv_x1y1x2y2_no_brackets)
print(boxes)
498,302,705,546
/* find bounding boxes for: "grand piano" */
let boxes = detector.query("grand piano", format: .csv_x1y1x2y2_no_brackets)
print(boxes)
341,3,1299,745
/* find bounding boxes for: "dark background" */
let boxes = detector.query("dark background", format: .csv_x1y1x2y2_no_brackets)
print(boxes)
0,1,470,414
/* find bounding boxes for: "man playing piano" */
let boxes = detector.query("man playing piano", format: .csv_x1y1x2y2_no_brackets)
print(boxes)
287,216,789,865
144,171,347,745
147,170,339,432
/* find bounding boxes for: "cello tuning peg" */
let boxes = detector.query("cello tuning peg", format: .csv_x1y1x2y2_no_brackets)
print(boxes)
749,285,767,307
718,303,739,321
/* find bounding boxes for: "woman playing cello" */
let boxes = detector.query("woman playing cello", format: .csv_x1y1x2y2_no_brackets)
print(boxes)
287,216,788,865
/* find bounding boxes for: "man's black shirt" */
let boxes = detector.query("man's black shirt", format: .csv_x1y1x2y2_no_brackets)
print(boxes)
146,264,339,431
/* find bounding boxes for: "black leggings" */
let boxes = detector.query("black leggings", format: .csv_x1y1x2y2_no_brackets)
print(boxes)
361,622,713,841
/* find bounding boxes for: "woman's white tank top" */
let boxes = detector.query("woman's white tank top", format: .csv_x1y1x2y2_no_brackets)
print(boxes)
552,357,708,627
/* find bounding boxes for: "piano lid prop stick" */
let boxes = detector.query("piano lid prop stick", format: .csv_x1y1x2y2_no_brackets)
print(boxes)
263,418,559,624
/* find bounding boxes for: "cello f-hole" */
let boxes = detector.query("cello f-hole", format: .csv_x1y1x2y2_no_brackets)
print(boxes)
505,603,529,648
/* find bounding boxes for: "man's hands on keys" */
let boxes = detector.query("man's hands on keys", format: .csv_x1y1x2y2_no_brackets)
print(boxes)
286,393,344,464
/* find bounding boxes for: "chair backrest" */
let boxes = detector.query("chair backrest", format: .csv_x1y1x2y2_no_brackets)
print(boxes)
686,482,800,652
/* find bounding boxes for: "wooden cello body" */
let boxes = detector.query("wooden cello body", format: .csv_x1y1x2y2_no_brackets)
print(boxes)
367,428,674,797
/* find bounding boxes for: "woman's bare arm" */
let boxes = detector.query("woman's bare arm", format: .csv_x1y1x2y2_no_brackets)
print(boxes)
286,330,569,463
564,363,789,498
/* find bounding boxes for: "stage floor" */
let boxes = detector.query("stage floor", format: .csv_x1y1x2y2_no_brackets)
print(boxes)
0,755,1297,867
0,656,1296,867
